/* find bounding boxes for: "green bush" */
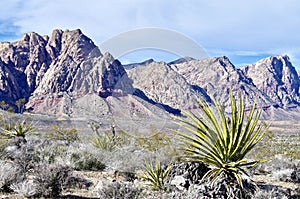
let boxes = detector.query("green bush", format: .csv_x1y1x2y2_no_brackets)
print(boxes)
136,132,171,152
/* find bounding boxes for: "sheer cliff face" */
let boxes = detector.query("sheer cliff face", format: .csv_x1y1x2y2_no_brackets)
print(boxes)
0,29,134,110
241,55,300,108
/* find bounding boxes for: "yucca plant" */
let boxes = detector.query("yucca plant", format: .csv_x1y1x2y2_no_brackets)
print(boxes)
3,121,34,139
92,134,117,151
140,159,172,190
177,91,268,188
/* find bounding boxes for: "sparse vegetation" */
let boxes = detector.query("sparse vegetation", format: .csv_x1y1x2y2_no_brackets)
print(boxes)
71,151,106,171
136,132,171,152
98,181,142,199
47,125,79,144
249,131,300,160
0,101,298,198
15,98,26,113
92,133,119,151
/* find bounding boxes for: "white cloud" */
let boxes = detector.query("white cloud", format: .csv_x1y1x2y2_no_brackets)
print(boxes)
0,0,300,67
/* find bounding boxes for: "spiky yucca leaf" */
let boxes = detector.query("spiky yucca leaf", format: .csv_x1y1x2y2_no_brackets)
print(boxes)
177,92,268,187
140,159,171,190
92,134,117,151
3,121,34,138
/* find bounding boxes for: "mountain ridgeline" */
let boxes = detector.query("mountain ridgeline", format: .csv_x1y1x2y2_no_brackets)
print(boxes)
0,29,299,119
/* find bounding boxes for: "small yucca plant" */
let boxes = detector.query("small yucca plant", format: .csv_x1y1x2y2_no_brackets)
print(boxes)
140,159,172,190
92,134,117,151
3,121,34,139
177,92,268,187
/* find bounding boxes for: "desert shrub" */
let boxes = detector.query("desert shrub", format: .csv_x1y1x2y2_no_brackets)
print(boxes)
10,180,37,197
71,151,106,171
33,163,73,197
177,92,268,194
0,161,23,192
4,142,38,175
98,181,142,199
0,135,8,155
47,125,79,145
140,159,172,191
33,141,68,164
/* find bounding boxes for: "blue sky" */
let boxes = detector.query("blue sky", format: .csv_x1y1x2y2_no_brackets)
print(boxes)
1,0,300,68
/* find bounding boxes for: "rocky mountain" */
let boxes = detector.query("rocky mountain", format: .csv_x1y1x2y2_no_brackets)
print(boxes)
0,29,99,103
241,55,300,109
169,56,275,108
0,29,300,121
0,29,176,119
126,61,211,110
125,55,300,120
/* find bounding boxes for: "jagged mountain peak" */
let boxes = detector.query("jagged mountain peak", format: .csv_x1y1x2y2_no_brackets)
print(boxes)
123,58,155,69
170,56,274,107
241,55,300,108
0,29,114,110
168,56,195,65
20,31,43,42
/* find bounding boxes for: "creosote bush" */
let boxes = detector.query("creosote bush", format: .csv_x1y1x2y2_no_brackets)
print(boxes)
71,151,106,171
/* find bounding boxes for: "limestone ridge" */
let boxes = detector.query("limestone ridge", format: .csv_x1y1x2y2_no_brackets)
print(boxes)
126,61,212,110
0,29,95,101
0,29,137,112
241,55,300,108
169,56,275,108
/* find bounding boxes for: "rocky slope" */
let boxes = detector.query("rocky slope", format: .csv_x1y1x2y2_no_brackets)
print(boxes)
1,29,300,120
241,55,300,109
0,29,100,103
0,29,174,119
169,56,275,108
126,61,211,110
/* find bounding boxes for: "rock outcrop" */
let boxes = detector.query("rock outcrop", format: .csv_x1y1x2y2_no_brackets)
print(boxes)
1,28,300,120
241,55,300,108
170,56,275,108
0,29,137,114
126,61,211,110
0,29,100,102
